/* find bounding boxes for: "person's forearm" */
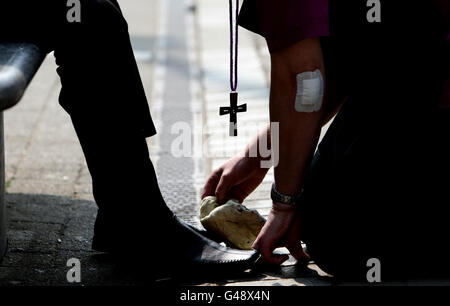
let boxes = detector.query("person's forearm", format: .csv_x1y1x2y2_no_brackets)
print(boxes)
241,41,344,185
244,95,342,163
270,83,323,196
270,38,326,196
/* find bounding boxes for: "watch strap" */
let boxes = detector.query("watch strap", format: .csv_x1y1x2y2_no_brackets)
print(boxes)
270,183,303,206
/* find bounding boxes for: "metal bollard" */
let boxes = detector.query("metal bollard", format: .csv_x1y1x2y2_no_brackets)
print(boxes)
0,43,44,261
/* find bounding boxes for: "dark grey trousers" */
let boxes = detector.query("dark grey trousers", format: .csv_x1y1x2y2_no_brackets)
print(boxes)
0,0,174,253
299,0,449,280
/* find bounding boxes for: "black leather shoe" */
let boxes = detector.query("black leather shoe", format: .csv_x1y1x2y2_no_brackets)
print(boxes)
160,216,259,269
93,215,260,276
186,224,225,244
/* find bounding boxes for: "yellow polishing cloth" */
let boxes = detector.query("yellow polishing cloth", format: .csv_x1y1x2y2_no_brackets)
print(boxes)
200,196,266,250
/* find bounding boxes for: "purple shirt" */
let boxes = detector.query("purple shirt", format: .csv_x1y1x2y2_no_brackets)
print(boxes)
238,0,330,53
239,0,449,109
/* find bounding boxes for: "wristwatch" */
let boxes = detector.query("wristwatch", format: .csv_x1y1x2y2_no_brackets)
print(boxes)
270,183,303,206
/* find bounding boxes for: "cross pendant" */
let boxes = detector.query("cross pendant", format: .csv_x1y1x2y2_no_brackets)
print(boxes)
220,92,247,136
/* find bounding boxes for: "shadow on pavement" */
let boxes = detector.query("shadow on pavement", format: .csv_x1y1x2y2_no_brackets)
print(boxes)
1,193,332,286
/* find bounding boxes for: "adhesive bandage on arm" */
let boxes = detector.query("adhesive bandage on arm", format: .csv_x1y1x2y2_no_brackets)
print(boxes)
295,69,324,113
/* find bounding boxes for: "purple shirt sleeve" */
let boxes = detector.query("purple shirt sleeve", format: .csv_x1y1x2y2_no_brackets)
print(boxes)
238,0,330,52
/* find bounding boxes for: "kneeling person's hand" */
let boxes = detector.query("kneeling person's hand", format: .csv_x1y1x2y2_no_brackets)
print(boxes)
202,154,269,204
252,202,309,265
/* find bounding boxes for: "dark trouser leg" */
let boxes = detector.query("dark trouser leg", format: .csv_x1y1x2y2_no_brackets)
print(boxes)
70,115,174,253
301,0,449,281
50,0,173,252
300,110,450,281
1,0,172,252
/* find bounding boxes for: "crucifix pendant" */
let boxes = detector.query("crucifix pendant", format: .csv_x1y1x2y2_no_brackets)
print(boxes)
220,92,247,136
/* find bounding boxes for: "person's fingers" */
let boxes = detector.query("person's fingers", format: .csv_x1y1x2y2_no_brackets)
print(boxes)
287,243,310,263
228,184,248,203
214,171,233,204
253,239,289,265
202,168,223,199
264,253,289,265
257,248,289,265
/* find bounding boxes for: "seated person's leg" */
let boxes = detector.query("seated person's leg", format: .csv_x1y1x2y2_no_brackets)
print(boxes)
55,0,258,265
2,0,258,272
53,0,164,250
